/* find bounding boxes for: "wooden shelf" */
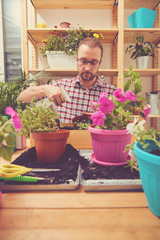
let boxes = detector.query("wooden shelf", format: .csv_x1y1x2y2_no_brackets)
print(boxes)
29,69,118,77
124,69,160,77
30,0,159,10
30,0,116,9
28,28,160,45
28,28,118,44
124,0,159,9
124,29,160,44
29,68,160,78
148,115,160,118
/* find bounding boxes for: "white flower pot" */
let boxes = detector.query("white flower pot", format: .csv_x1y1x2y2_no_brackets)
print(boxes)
46,51,76,69
136,56,149,69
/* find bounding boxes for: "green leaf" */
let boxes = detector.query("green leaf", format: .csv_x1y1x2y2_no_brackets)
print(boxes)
0,145,14,161
134,78,143,94
124,79,131,92
124,143,134,151
0,133,4,143
4,134,16,148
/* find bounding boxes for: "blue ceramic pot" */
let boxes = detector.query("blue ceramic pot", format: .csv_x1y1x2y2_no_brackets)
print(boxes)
134,141,160,217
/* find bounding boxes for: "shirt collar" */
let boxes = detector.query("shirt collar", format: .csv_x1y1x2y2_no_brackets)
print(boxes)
73,75,104,89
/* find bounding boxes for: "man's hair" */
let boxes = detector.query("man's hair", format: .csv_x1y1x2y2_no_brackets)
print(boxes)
77,37,103,61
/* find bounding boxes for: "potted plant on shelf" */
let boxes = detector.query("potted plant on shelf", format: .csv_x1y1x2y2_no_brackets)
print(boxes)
39,26,104,69
125,34,157,69
126,119,160,218
16,99,70,164
88,86,151,166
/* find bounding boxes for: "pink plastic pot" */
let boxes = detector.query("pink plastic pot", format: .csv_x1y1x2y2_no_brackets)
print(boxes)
88,125,132,166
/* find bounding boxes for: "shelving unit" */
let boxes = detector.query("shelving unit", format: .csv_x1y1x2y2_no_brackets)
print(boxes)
21,0,160,127
21,0,119,78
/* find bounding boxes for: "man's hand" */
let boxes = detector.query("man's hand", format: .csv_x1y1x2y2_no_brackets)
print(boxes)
19,84,68,104
45,85,66,105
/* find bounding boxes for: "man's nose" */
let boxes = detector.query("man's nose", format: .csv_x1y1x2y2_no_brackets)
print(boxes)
84,62,92,70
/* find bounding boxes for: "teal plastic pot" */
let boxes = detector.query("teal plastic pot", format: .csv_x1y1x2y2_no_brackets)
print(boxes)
134,141,160,217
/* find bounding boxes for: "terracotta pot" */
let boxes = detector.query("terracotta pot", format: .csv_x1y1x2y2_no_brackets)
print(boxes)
31,130,70,164
60,22,71,28
88,125,132,166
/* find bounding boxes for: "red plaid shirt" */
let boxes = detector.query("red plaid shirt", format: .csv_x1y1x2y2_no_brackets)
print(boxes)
52,75,116,123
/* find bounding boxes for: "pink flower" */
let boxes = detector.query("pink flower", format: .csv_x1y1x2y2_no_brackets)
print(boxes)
90,99,96,109
143,105,151,120
113,89,126,102
98,96,114,114
5,107,22,132
91,111,106,126
125,90,137,102
5,107,17,116
99,90,108,98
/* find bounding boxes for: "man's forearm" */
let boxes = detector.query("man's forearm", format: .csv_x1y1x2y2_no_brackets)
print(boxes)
19,85,47,103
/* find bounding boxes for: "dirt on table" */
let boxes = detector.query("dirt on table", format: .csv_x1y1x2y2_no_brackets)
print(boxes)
79,154,140,180
0,144,80,185
0,144,140,187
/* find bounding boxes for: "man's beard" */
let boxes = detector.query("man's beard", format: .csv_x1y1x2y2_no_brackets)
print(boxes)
80,71,97,81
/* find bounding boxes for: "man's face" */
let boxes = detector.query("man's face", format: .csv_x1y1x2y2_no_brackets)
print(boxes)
76,44,102,82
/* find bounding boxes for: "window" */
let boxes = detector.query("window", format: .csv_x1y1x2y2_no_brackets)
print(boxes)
2,0,22,82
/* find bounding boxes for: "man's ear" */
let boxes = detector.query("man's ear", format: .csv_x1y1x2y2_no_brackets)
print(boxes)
75,56,78,63
99,59,103,67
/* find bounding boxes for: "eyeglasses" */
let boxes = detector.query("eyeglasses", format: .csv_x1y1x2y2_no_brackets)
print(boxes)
77,58,100,68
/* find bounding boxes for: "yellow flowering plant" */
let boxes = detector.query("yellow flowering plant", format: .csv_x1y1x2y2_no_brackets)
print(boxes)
40,26,104,57
64,26,104,56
